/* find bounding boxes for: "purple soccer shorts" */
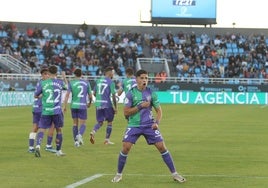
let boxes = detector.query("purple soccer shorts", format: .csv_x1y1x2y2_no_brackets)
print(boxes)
39,113,64,129
96,107,115,122
122,126,163,145
71,108,87,120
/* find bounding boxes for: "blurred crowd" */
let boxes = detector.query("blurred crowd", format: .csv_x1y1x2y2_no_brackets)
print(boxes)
0,22,144,76
1,22,268,79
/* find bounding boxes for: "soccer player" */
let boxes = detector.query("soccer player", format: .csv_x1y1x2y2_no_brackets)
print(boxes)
117,67,137,97
63,68,93,147
111,69,186,183
89,66,117,145
34,65,67,157
28,68,56,153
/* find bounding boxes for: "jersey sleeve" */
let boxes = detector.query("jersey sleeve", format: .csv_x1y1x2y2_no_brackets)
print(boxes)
110,81,116,95
124,91,133,107
151,91,160,108
34,81,42,97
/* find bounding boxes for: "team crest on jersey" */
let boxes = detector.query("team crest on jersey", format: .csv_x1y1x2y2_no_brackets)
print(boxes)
124,97,129,104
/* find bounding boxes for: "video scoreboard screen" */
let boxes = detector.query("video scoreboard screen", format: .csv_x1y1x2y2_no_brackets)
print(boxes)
151,0,217,25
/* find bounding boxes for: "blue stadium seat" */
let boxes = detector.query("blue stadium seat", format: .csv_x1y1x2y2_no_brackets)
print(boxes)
173,36,179,44
88,65,94,72
38,54,45,61
64,39,70,45
266,38,268,45
119,66,125,75
232,48,238,56
238,48,244,55
2,31,8,37
90,34,96,41
195,37,201,44
226,43,232,49
75,39,80,45
137,45,143,55
81,65,87,73
231,43,237,48
62,34,68,40
218,57,224,64
69,39,75,45
67,34,73,40
12,42,18,49
226,48,233,56
232,48,238,53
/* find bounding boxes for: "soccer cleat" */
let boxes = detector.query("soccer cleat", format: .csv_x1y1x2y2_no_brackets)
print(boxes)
74,141,80,147
34,148,41,157
28,148,35,153
104,140,114,145
76,134,84,145
45,146,57,153
111,174,122,183
55,150,66,157
172,173,186,183
89,132,95,144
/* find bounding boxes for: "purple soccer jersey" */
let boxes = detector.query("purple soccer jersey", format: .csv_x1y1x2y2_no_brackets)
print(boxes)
94,76,116,108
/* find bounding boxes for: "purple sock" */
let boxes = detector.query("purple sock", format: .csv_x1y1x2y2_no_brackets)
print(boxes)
36,132,44,146
55,133,63,151
117,151,128,173
73,126,78,141
93,123,101,132
161,150,176,173
79,124,86,135
106,125,112,139
47,135,53,145
29,139,34,147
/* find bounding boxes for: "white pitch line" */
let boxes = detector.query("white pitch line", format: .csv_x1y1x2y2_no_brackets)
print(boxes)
260,105,268,108
65,174,103,188
65,173,268,187
104,173,268,179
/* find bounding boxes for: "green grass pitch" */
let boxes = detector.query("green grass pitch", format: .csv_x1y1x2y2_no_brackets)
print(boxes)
1,104,268,188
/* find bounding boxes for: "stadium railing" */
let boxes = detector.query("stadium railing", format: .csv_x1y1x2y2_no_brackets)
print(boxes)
0,54,32,74
0,73,267,85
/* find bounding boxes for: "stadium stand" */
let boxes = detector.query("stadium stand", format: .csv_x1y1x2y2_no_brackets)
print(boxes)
1,21,268,85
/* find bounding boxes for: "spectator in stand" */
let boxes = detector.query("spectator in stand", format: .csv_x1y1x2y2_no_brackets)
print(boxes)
219,63,225,78
159,70,167,82
77,28,86,40
155,72,161,83
26,27,34,38
176,61,183,75
42,27,50,39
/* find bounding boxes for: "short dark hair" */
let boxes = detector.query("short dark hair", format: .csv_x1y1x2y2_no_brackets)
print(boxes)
135,69,148,77
104,66,114,73
125,67,134,76
40,68,48,74
74,68,82,77
48,65,58,74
